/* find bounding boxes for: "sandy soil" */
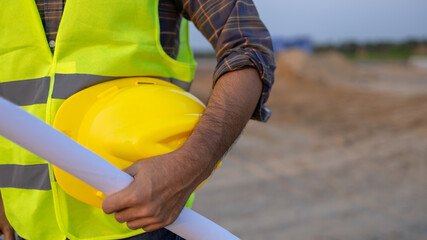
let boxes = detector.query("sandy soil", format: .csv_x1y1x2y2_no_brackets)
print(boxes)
190,52,427,240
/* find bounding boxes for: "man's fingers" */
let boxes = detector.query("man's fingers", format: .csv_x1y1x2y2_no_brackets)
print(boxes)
102,184,138,214
126,217,153,230
126,216,166,231
113,206,157,223
103,161,143,214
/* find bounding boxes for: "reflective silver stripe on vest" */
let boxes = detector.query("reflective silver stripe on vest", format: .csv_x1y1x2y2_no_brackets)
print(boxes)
0,77,50,106
52,74,192,99
52,74,117,99
0,164,51,190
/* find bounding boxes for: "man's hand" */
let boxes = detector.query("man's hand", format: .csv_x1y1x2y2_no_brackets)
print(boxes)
0,192,15,240
103,68,262,232
102,149,211,232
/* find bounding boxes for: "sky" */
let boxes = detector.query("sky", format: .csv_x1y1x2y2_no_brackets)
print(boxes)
189,0,427,50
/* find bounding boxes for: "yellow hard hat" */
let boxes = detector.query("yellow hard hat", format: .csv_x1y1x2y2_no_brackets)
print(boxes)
53,77,217,208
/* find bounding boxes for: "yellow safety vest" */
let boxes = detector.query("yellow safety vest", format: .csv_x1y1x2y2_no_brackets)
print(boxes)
0,0,196,239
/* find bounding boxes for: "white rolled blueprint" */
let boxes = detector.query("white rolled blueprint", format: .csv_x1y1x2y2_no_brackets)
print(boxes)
0,97,239,240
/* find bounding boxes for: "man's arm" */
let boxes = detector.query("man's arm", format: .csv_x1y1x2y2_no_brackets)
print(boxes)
0,192,15,240
102,68,262,231
179,0,276,122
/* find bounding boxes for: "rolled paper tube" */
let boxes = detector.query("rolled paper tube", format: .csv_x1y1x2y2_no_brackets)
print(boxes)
0,97,239,240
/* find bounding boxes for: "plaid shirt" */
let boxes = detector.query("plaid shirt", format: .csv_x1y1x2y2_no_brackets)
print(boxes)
35,0,275,121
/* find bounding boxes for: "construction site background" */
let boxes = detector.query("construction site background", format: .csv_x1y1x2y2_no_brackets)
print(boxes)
191,49,427,240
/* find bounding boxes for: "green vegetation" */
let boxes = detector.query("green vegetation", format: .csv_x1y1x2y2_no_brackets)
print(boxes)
316,39,427,60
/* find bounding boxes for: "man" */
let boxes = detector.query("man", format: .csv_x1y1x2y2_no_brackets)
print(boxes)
0,0,275,239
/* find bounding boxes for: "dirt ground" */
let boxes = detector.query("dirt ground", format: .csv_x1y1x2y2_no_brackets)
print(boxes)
190,52,427,240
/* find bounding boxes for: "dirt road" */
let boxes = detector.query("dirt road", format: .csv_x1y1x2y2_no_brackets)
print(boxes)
190,53,427,240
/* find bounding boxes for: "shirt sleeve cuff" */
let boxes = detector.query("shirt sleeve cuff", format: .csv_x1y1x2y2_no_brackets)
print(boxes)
213,48,275,122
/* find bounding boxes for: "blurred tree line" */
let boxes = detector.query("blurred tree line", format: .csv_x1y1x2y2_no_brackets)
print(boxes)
316,39,427,60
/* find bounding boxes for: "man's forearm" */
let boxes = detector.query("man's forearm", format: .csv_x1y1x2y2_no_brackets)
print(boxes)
179,68,263,182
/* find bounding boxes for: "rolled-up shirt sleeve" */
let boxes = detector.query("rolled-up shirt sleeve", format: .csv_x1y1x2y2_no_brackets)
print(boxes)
179,0,276,122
